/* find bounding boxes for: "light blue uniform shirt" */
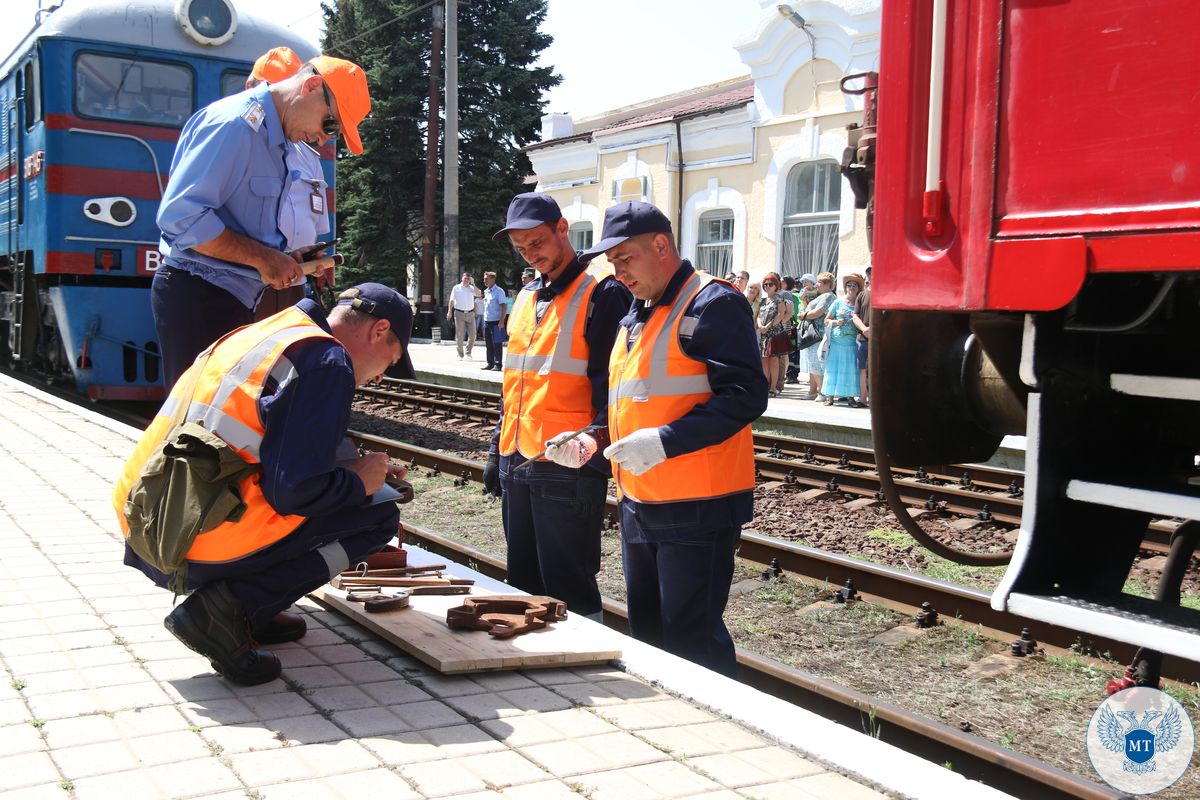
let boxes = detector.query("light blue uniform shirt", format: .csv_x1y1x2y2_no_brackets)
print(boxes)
157,83,294,309
483,283,506,322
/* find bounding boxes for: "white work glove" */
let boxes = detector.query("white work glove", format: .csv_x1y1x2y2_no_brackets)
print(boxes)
603,428,667,475
544,431,598,469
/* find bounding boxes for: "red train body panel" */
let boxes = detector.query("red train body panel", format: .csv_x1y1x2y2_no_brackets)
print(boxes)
874,0,1200,313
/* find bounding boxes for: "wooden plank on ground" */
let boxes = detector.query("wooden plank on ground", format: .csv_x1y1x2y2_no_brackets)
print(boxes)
309,585,621,674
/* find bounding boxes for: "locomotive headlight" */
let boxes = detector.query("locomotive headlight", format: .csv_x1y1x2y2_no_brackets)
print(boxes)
175,0,238,47
84,197,137,228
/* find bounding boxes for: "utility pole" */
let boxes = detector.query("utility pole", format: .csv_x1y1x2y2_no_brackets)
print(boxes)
443,0,459,301
419,4,443,332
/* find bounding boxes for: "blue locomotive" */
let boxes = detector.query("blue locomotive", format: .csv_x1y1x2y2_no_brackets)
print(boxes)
0,0,326,399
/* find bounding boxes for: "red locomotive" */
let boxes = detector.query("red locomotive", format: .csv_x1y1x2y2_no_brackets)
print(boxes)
867,0,1199,675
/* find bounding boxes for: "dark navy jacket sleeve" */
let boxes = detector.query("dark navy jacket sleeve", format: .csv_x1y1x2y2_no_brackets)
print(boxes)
256,304,368,515
584,275,634,427
658,284,769,458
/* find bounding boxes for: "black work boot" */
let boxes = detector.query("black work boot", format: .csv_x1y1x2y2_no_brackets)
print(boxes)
252,611,307,645
165,582,281,686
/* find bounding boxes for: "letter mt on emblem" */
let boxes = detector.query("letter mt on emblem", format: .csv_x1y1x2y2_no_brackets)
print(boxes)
1087,687,1195,794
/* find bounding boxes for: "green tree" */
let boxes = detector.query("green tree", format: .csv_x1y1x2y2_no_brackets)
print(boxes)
321,0,559,302
321,1,428,292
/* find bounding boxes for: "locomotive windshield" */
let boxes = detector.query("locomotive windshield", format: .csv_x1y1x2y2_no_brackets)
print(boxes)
74,53,194,127
220,71,251,98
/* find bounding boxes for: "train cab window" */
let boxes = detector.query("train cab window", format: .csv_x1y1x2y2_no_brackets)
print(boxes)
23,60,41,130
75,53,194,127
220,71,251,98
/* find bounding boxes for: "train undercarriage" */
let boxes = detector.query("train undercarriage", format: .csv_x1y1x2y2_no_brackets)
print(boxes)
872,271,1200,674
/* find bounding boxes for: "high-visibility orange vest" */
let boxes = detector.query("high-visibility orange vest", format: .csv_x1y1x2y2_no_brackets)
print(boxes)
112,306,335,562
499,265,610,459
607,272,755,504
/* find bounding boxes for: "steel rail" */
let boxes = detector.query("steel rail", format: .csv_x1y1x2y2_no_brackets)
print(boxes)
356,380,1178,554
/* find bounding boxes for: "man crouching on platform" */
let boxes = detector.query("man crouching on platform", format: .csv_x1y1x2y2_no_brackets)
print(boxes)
113,284,415,685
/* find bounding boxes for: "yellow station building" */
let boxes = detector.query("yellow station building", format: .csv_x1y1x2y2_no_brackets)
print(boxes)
525,0,880,286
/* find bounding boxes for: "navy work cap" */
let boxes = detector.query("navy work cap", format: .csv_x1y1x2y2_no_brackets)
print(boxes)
337,283,416,379
491,192,562,240
578,201,672,264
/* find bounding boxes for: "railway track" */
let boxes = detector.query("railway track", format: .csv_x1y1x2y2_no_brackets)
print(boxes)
357,378,1182,554
348,428,1200,686
399,519,1125,800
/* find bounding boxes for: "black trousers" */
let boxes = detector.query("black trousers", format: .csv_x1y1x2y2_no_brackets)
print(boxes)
151,265,253,390
621,526,739,677
499,457,605,616
484,320,504,368
126,502,399,630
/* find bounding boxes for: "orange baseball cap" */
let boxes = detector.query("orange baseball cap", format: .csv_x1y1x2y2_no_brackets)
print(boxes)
251,47,303,84
309,55,371,155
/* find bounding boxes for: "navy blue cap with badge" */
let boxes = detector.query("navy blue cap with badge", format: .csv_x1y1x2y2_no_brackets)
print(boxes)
492,193,563,240
337,282,416,379
578,201,673,264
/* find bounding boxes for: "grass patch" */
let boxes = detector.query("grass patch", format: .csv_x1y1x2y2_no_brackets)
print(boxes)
1124,577,1200,612
862,527,1008,590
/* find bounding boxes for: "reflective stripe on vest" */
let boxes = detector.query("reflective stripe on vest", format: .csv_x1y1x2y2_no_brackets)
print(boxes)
607,272,755,504
499,267,605,458
112,306,335,563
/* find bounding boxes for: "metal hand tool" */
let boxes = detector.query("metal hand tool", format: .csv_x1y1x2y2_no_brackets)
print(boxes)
331,574,475,589
345,590,410,613
342,563,448,578
509,425,596,474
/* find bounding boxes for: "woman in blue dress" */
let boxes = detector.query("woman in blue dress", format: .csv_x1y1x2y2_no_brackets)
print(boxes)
822,273,866,407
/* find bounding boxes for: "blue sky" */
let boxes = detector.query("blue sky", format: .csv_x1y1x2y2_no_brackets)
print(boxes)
2,0,764,118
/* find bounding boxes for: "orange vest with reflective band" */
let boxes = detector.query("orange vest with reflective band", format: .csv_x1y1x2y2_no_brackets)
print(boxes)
112,306,335,563
607,272,755,504
499,265,610,459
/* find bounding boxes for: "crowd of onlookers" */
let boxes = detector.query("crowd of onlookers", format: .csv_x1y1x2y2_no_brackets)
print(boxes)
446,263,872,408
725,267,871,408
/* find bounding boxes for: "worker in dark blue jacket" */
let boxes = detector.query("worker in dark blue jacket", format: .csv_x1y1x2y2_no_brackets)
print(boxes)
545,202,767,675
120,284,414,685
483,193,631,619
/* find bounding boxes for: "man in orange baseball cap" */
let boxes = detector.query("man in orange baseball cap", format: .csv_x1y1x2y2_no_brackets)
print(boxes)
242,47,337,320
153,51,370,385
249,47,303,86
308,55,371,156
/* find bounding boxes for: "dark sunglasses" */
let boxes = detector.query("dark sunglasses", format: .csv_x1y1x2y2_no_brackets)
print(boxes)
762,281,776,287
845,282,861,288
320,81,340,138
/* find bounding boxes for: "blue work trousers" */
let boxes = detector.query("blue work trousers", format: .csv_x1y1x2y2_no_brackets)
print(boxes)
621,526,739,677
151,265,255,390
126,501,399,630
499,458,605,616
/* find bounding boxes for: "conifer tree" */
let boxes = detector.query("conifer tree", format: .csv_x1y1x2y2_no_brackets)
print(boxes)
320,0,559,301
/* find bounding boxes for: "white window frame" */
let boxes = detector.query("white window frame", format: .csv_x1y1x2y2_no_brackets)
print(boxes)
695,209,735,275
780,159,841,278
568,221,594,251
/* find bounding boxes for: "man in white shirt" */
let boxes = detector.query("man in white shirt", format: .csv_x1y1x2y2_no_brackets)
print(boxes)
446,273,477,358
